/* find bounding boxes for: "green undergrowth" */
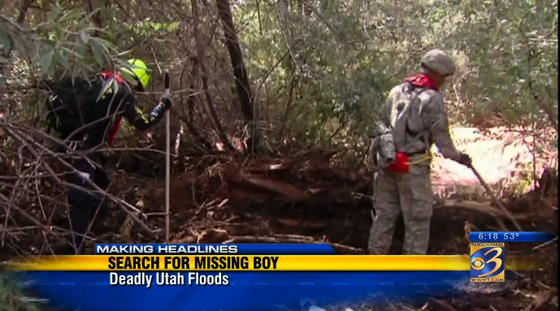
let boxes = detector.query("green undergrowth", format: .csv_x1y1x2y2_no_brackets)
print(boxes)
0,271,45,311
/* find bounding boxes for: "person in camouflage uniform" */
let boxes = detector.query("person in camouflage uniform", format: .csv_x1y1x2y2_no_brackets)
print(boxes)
368,49,472,255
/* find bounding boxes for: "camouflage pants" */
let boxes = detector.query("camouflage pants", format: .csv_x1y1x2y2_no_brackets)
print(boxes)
368,163,433,255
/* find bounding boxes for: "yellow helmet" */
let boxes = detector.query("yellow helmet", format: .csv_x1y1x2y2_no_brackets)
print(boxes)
120,59,151,91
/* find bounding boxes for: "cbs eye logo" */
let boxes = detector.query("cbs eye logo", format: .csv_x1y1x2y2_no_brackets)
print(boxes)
470,247,504,280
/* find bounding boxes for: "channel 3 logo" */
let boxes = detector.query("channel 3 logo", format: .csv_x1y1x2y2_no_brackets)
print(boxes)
470,242,505,282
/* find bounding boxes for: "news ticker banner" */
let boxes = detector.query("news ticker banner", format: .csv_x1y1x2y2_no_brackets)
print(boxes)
13,254,539,271
11,270,470,311
7,233,555,311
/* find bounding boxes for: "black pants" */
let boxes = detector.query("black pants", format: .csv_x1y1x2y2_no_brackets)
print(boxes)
63,152,110,251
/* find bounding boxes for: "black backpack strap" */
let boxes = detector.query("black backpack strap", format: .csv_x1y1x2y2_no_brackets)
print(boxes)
407,87,432,150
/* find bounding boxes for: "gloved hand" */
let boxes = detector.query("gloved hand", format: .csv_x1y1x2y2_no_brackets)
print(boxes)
457,152,472,167
160,95,173,110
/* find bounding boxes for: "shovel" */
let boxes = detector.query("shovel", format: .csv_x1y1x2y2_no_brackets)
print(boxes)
468,164,523,231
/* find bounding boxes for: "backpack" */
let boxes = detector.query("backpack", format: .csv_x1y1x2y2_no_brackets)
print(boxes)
389,83,429,152
370,83,429,169
42,75,115,139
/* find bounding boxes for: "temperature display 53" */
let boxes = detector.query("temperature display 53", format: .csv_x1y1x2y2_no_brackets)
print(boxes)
469,232,555,243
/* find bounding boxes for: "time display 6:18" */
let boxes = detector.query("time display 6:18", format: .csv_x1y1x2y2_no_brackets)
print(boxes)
469,232,554,243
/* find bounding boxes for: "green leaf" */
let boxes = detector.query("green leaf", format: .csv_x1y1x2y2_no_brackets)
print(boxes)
0,26,11,55
48,5,62,21
10,35,24,54
0,55,8,63
95,37,118,53
115,58,134,71
63,46,86,60
90,39,106,67
54,50,70,70
39,47,54,74
152,22,162,32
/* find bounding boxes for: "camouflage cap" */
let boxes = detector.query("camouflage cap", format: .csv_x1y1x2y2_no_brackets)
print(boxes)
421,49,456,76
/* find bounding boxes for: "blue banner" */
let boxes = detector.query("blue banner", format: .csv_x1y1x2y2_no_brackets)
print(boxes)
14,271,478,311
469,231,556,243
94,244,337,255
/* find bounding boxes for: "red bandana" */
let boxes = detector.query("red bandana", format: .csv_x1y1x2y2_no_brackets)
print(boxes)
404,73,439,90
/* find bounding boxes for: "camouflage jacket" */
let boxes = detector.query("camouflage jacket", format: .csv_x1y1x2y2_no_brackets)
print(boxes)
379,82,462,162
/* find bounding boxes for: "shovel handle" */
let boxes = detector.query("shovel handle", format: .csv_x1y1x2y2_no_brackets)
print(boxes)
468,165,523,231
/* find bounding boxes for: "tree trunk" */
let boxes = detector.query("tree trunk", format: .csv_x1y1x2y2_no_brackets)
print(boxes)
192,0,235,151
215,0,260,153
182,56,213,152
